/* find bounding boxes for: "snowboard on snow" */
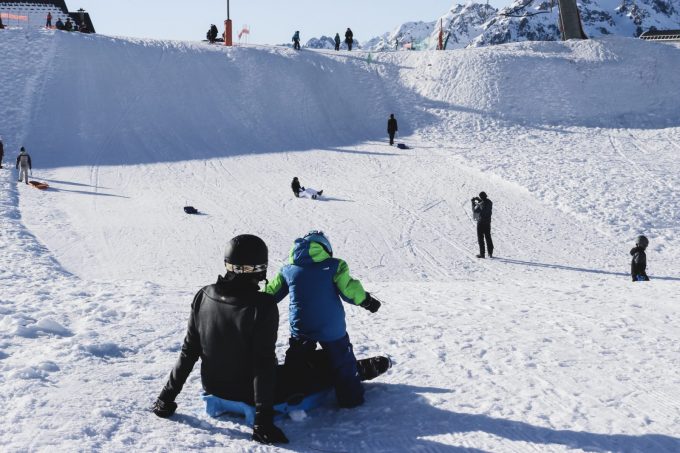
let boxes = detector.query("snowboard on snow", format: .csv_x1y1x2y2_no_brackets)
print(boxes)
202,389,333,426
28,181,49,190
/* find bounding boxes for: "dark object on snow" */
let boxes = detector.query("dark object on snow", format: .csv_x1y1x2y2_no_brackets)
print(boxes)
396,143,410,150
388,114,398,145
183,206,198,214
630,235,650,281
0,137,4,167
334,33,341,51
253,411,289,445
345,28,354,51
472,193,493,258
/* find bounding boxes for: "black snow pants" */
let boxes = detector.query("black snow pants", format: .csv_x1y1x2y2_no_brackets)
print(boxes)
477,221,494,257
389,132,395,145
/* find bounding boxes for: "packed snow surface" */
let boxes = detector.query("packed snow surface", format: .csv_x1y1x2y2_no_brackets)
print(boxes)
1,29,679,452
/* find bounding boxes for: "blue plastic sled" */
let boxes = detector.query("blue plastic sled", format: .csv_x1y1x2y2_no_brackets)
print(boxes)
202,389,333,426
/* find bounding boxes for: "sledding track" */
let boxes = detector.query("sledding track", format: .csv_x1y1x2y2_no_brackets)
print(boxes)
1,29,680,452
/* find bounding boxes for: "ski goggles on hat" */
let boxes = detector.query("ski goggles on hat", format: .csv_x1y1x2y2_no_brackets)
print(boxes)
224,263,267,274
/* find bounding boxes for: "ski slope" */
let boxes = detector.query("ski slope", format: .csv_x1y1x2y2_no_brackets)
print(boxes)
1,29,679,452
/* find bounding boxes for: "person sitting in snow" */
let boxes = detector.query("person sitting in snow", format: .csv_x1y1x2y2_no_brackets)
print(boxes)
265,231,384,409
55,18,64,30
152,234,390,445
15,147,31,185
631,235,650,282
291,177,323,199
64,18,73,31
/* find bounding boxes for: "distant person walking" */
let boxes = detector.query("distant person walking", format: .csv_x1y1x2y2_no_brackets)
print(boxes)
16,147,32,185
387,114,398,146
292,30,301,50
334,33,341,51
472,192,493,258
46,12,52,28
0,136,4,168
630,235,650,281
345,28,354,51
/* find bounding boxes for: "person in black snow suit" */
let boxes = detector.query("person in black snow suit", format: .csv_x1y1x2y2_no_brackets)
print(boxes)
0,136,4,168
291,177,302,197
345,28,354,51
292,30,301,50
387,114,398,145
472,191,494,258
334,33,341,51
207,24,218,43
153,235,289,445
630,235,650,281
16,147,32,184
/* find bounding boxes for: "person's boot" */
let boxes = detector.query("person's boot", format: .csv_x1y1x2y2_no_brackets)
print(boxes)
357,356,392,381
476,254,485,259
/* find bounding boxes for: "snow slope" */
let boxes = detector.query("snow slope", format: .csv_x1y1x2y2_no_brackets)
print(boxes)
1,29,680,452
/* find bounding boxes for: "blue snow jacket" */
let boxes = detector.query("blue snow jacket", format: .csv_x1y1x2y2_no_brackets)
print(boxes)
265,237,367,342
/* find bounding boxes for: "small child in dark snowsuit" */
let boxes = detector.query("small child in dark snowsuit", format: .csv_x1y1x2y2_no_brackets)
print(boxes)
630,235,650,282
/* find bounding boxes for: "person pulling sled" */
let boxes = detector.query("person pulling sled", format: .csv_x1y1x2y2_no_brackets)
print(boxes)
16,147,32,185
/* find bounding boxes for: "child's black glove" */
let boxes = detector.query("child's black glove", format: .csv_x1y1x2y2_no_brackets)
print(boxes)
152,398,177,418
360,293,381,313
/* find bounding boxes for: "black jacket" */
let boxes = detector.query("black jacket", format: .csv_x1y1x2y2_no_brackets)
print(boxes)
630,247,649,281
345,29,353,42
158,275,279,411
387,117,398,134
291,178,301,194
473,198,492,222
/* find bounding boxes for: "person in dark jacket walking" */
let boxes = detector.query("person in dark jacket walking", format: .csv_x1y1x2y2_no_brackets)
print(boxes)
266,231,382,409
0,136,4,168
387,114,398,145
472,191,494,258
345,28,354,51
153,235,289,445
292,30,301,50
334,33,341,51
16,147,31,184
630,235,650,281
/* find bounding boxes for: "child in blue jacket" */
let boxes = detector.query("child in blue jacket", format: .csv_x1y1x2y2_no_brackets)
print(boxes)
265,231,381,408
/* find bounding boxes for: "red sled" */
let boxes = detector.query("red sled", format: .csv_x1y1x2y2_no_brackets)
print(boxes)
28,181,49,190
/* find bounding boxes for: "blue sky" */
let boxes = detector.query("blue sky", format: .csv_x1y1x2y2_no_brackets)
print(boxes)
71,0,506,44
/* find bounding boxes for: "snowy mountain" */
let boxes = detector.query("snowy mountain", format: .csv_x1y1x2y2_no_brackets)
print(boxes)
2,27,680,452
366,0,680,50
363,21,436,51
473,0,680,46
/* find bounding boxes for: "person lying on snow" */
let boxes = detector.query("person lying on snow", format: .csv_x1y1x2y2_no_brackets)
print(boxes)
266,231,385,409
153,234,390,445
291,177,323,199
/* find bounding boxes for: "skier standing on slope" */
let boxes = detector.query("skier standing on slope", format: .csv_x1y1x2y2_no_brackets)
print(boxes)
265,231,384,409
15,147,31,185
387,114,398,146
472,191,494,258
345,28,354,51
0,136,4,168
334,33,341,51
630,235,650,281
46,12,52,28
292,30,301,50
152,235,289,445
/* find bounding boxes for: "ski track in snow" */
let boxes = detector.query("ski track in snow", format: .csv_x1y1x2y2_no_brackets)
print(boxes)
1,29,680,452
